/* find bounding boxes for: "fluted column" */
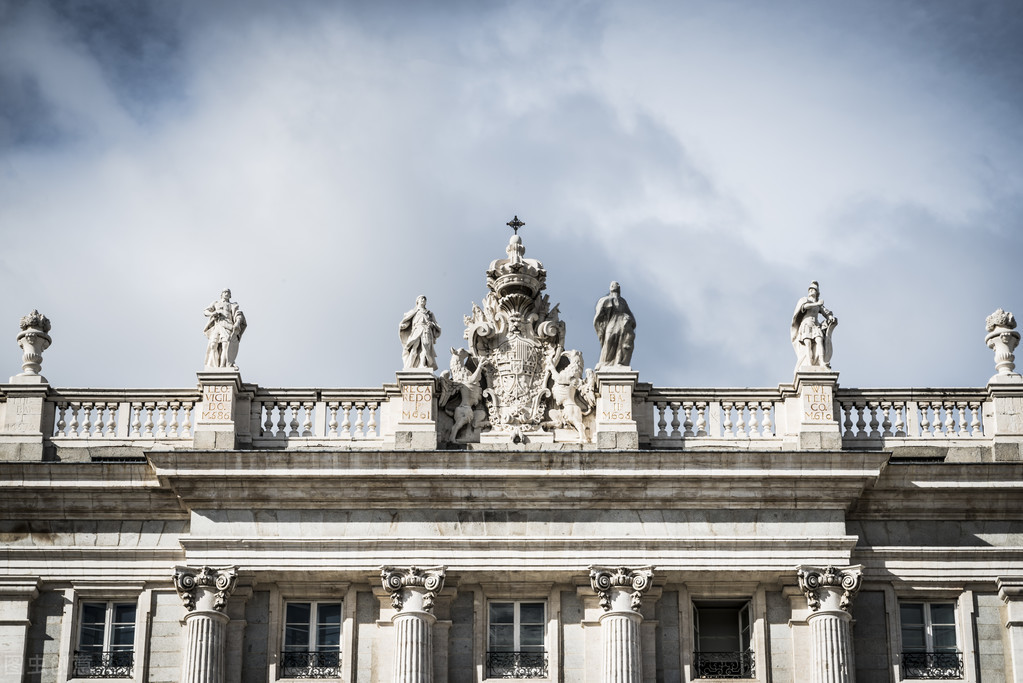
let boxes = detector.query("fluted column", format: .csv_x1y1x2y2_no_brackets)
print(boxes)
381,566,446,683
173,566,238,683
589,566,654,683
796,565,863,683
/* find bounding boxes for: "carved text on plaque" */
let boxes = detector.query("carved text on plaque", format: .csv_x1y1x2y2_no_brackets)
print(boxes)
401,384,433,422
601,384,633,421
201,385,234,422
802,384,833,422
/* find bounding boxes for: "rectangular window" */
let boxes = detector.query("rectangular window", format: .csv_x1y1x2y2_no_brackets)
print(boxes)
692,600,754,679
900,602,963,679
486,601,547,679
74,601,136,678
281,601,341,679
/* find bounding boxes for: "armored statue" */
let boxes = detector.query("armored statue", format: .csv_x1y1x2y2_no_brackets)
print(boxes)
791,281,837,371
458,230,567,439
203,289,246,370
438,348,488,443
594,281,636,369
399,295,442,371
545,349,596,441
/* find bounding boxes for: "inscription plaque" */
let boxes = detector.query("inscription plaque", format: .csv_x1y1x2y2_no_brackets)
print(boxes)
401,384,433,422
200,384,234,423
801,384,834,423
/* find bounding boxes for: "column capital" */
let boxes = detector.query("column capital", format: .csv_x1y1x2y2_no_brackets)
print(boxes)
173,565,238,613
589,565,653,614
796,564,862,614
381,565,446,615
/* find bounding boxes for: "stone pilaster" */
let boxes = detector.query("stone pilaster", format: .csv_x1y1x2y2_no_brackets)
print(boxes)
393,371,438,450
796,565,863,683
998,578,1023,683
589,566,653,683
381,566,446,683
173,566,238,683
594,370,640,449
0,578,40,681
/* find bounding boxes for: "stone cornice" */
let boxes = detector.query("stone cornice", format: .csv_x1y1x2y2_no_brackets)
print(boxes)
147,449,888,510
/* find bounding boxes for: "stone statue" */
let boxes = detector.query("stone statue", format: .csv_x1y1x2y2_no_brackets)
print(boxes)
593,281,636,370
16,310,51,377
791,281,837,371
985,308,1020,379
438,348,488,443
203,289,246,370
399,295,442,371
545,349,596,442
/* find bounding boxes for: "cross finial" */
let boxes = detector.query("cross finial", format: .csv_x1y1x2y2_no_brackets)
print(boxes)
506,215,525,235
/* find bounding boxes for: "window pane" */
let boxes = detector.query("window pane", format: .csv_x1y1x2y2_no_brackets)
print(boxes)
317,603,342,625
318,622,341,648
932,625,957,650
113,604,136,624
930,604,956,626
489,624,514,650
112,623,135,647
900,604,924,626
81,603,107,625
286,602,311,625
519,603,545,624
490,603,514,624
80,622,105,648
520,624,544,648
901,625,926,650
285,623,310,648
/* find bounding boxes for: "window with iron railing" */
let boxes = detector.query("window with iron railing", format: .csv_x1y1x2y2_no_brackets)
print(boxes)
74,601,135,678
281,601,341,679
486,601,547,679
692,600,754,679
900,602,963,680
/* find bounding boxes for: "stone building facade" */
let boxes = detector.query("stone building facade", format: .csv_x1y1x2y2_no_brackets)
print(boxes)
2,232,1023,683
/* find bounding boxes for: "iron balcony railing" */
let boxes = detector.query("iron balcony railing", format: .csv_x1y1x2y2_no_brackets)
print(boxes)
694,650,755,679
73,650,134,678
901,651,964,680
280,649,341,678
485,650,548,679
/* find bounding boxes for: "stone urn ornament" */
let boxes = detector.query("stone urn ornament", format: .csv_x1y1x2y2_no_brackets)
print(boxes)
986,308,1021,382
16,310,51,379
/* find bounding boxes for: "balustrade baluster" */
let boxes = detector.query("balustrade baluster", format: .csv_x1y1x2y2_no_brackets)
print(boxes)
354,402,366,438
655,403,668,438
855,402,867,438
340,402,352,438
143,403,155,437
181,402,193,438
107,403,119,436
94,402,106,438
682,402,694,437
954,402,968,437
68,403,80,437
944,401,955,437
695,402,707,436
970,402,982,436
288,402,300,437
54,402,67,437
168,401,180,437
130,403,142,437
81,402,93,438
262,402,273,436
841,403,854,437
156,402,168,438
301,402,314,436
894,402,906,436
761,402,773,436
275,402,287,437
735,402,747,437
327,402,340,437
919,402,931,436
669,402,681,438
880,402,893,437
368,401,379,436
868,401,880,438
722,402,734,437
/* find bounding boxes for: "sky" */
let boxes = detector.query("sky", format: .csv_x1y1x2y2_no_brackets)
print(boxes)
1,0,1022,390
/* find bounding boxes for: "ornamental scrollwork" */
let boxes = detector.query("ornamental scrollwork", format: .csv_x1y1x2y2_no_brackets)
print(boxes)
796,564,862,612
380,565,446,613
173,565,238,613
589,565,653,613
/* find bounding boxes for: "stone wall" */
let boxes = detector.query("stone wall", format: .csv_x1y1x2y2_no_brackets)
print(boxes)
24,588,62,683
976,592,1008,683
240,590,269,683
654,590,681,683
851,590,889,683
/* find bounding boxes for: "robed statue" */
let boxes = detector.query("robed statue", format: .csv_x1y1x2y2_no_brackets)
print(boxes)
593,281,636,369
791,280,837,371
203,289,246,369
399,295,442,370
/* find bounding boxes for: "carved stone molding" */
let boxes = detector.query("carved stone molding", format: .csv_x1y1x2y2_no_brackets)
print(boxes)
173,565,238,613
380,565,446,614
589,565,654,613
796,564,862,613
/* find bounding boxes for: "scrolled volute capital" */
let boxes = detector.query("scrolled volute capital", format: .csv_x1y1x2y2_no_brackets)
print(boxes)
589,565,653,613
796,564,862,613
380,565,446,614
173,565,238,613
